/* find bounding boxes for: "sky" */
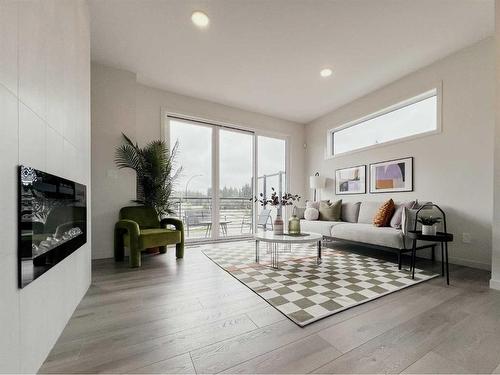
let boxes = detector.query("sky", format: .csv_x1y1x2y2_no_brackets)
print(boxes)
334,95,437,155
169,119,285,197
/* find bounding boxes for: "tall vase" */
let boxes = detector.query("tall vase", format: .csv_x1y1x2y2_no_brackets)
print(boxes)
273,215,284,235
273,205,284,235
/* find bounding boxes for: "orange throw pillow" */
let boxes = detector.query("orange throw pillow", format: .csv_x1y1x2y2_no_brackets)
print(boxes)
373,199,395,227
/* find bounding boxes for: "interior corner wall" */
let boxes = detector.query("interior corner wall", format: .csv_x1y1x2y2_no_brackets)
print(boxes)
91,63,137,260
305,37,495,271
90,62,306,260
491,0,500,290
0,0,91,373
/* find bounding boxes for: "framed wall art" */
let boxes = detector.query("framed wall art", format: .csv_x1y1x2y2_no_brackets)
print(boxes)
369,157,413,193
335,165,366,195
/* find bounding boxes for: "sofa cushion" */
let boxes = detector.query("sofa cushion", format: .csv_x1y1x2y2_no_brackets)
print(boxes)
390,201,416,229
357,201,385,224
304,207,319,221
341,202,361,223
136,228,181,249
300,219,344,237
331,223,405,249
373,199,395,227
319,200,342,221
401,201,433,235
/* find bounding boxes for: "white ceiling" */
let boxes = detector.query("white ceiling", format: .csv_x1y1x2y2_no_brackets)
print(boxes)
89,0,493,123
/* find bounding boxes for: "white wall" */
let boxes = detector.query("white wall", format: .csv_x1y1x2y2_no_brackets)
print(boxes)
305,38,495,270
491,1,500,289
91,63,137,260
0,0,91,372
91,62,305,259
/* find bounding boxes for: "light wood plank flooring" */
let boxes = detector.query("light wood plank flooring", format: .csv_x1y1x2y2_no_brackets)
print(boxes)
39,241,500,374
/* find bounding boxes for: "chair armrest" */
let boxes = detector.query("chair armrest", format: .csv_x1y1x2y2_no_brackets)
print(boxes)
114,219,141,261
160,217,183,231
115,219,141,238
160,218,184,246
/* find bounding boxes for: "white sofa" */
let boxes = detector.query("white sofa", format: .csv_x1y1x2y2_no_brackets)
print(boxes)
299,201,437,268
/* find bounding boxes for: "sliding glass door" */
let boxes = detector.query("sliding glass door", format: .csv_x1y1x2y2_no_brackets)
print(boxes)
167,116,287,242
169,119,213,240
219,129,253,237
257,136,287,228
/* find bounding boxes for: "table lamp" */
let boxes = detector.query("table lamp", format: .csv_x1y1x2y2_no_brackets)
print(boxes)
309,172,326,201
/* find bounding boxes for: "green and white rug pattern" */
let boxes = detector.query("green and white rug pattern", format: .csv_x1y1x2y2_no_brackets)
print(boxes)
200,241,438,326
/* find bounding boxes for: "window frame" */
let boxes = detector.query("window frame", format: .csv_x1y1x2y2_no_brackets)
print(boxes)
160,109,290,241
326,86,442,158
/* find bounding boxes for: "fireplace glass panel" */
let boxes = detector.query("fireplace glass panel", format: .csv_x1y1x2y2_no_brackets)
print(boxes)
18,166,87,288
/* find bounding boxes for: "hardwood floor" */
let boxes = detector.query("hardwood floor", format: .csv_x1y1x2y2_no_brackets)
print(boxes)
39,241,500,374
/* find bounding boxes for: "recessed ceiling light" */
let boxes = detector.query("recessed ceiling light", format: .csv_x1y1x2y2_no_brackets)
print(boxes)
320,68,333,78
191,11,209,28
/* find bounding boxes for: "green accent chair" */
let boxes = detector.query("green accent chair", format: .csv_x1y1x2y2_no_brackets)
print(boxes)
114,206,184,267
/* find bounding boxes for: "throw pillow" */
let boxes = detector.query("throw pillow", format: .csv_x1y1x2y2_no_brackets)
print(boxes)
373,199,395,227
390,200,416,229
319,200,342,221
306,201,320,210
341,202,361,223
304,207,319,221
401,206,416,235
401,200,433,233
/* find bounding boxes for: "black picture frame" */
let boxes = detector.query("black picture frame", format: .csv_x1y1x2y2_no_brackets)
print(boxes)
335,165,367,195
369,157,414,194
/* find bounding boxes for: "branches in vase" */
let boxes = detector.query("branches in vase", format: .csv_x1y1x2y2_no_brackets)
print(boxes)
253,188,300,215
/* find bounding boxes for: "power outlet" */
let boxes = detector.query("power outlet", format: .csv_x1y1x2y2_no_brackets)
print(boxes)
462,233,472,244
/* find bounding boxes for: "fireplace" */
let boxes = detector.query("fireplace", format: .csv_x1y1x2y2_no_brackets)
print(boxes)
18,166,87,288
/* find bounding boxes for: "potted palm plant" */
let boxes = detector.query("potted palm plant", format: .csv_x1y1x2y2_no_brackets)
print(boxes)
417,216,441,236
115,133,182,218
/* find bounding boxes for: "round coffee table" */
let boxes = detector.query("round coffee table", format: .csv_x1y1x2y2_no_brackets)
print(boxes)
254,231,323,269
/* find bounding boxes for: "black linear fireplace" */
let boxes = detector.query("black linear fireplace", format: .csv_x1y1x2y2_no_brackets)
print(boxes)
18,166,87,288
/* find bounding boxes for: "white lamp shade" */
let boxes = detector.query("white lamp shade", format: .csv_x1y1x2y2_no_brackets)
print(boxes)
310,175,326,189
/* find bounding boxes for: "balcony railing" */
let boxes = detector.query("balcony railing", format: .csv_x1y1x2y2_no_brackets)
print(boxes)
170,197,254,240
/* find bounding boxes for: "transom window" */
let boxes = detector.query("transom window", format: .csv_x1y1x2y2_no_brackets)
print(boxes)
329,89,439,157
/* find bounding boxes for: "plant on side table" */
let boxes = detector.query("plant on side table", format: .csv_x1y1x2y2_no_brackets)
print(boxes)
417,216,442,236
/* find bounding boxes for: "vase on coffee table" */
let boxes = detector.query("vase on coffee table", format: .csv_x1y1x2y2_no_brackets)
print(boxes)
273,213,284,235
288,214,301,235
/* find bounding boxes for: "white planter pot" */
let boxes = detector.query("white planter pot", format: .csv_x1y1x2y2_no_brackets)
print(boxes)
422,225,437,236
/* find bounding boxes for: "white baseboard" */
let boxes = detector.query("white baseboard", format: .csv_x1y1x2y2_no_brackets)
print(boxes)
448,255,491,271
418,250,491,271
490,278,500,290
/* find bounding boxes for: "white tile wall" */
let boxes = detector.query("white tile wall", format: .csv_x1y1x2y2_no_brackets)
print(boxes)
46,124,64,176
45,1,66,136
19,102,46,170
0,85,18,258
18,0,47,120
0,1,91,373
0,0,18,96
0,254,20,372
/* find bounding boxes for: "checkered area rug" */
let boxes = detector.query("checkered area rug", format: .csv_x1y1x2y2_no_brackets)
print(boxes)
199,241,438,326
